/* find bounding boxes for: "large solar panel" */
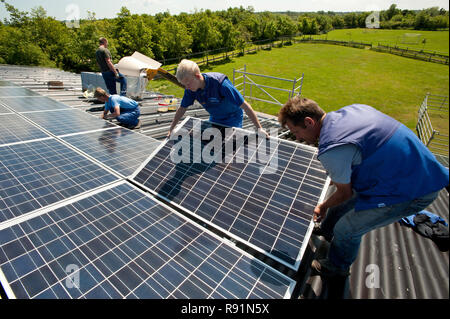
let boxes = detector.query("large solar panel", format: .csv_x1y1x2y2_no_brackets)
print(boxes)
0,138,119,224
0,114,50,146
21,109,116,136
0,96,71,112
62,128,160,178
132,117,330,270
0,105,12,114
0,182,295,299
0,87,41,97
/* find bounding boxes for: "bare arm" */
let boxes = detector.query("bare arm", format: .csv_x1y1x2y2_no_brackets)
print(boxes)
314,182,353,222
167,106,188,137
105,57,118,75
240,101,269,137
103,105,121,120
240,101,262,129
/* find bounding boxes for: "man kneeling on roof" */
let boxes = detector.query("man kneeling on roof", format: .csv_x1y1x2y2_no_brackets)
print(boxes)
94,88,141,129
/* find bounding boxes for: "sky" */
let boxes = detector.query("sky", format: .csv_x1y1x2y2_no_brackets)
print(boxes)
1,0,449,21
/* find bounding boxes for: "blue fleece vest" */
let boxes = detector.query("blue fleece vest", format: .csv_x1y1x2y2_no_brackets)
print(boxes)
318,104,449,211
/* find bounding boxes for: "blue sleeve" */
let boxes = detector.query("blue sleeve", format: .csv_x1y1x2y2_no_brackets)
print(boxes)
106,96,120,113
318,144,362,184
180,89,195,108
220,78,244,107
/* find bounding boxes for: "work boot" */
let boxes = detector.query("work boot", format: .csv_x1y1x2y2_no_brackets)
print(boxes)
311,259,350,277
130,120,141,129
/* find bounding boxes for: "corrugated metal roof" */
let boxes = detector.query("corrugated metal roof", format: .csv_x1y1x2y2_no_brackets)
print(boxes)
0,64,448,299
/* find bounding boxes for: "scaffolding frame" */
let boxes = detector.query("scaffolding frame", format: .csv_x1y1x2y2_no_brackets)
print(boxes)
233,65,304,106
416,93,449,156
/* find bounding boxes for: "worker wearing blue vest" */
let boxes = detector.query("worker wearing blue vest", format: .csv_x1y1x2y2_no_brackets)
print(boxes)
278,96,449,277
167,59,267,136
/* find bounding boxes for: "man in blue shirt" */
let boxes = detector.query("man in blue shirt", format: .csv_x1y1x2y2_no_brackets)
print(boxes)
278,96,449,277
167,59,267,136
94,88,141,129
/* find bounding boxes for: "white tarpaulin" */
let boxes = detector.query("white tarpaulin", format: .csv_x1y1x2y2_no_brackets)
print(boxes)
116,52,162,77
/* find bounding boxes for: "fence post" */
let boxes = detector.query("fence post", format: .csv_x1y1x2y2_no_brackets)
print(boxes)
290,77,297,99
243,64,246,98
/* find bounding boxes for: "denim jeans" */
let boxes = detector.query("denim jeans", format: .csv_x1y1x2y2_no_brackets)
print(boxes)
320,190,440,270
102,71,127,96
117,108,140,127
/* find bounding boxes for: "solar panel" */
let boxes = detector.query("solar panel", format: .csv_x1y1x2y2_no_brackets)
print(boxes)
0,182,295,299
0,114,50,146
0,96,71,112
0,81,19,87
0,105,12,114
61,128,161,177
0,87,41,97
132,117,330,270
21,109,116,136
0,138,119,224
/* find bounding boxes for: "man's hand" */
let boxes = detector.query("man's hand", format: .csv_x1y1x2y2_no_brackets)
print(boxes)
258,128,270,139
313,204,327,222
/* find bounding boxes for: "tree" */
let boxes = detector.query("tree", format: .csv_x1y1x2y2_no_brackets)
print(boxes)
385,4,401,20
191,13,221,52
159,16,192,60
112,7,154,58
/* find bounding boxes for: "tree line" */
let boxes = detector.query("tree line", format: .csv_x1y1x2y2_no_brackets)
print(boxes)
0,1,448,73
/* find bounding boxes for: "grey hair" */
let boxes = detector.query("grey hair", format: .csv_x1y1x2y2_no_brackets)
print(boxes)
176,59,200,82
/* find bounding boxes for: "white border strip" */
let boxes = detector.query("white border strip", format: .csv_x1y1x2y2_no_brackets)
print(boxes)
0,268,16,299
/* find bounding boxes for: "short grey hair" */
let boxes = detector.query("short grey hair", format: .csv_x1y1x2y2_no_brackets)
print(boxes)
176,59,200,82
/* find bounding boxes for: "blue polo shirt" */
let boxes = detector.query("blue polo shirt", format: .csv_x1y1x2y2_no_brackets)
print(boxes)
105,95,138,113
180,73,244,127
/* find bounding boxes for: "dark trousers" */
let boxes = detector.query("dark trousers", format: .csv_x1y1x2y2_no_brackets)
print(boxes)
102,71,127,96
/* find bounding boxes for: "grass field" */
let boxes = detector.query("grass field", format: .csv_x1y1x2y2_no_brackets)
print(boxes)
310,28,449,54
148,41,449,133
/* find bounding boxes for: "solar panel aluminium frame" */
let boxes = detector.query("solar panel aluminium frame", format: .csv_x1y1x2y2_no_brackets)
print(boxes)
0,180,297,299
131,117,331,271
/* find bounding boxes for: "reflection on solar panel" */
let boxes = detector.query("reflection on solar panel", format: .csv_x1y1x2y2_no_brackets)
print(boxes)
0,96,71,112
0,182,295,299
62,128,161,177
133,117,329,270
0,139,119,224
0,87,40,97
21,109,116,136
0,114,49,145
0,105,12,114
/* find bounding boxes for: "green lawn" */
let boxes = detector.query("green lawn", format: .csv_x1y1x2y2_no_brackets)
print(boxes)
310,28,449,55
148,41,449,133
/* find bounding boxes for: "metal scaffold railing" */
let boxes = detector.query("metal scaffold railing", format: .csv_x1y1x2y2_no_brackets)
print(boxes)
416,93,449,157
